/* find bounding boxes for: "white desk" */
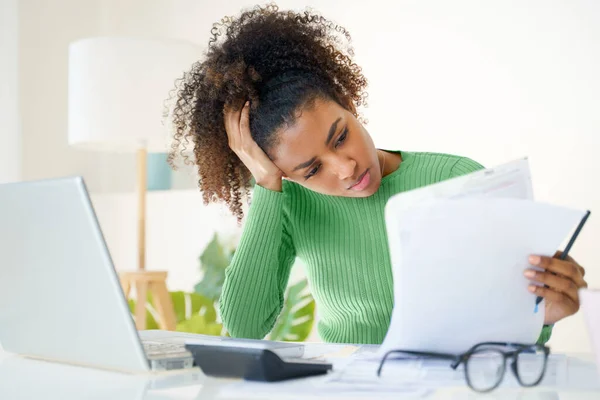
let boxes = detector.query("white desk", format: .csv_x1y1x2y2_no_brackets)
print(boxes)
1,347,599,400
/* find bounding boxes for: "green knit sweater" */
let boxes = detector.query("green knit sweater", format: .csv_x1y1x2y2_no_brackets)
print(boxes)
219,151,552,345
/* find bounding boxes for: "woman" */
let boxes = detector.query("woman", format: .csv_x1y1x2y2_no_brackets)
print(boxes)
168,4,587,345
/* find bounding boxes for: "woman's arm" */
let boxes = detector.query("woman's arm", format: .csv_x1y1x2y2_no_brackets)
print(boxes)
219,184,296,339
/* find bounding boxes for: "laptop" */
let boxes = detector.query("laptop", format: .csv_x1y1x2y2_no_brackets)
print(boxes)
0,177,303,373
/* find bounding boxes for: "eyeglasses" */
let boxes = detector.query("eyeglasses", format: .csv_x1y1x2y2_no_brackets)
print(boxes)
377,342,550,393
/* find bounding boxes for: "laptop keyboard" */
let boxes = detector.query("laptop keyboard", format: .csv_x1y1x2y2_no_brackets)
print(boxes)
143,341,188,356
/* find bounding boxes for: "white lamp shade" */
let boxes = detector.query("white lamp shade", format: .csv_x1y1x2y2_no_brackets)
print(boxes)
68,37,201,153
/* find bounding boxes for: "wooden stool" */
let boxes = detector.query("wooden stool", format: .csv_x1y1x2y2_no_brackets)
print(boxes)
120,270,177,331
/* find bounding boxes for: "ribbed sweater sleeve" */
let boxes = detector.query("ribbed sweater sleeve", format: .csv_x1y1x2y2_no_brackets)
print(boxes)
450,157,485,177
219,184,296,339
537,325,553,345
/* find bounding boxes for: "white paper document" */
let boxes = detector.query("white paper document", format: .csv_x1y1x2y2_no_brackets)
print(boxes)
218,351,600,398
381,158,586,355
218,376,430,399
385,157,534,212
330,353,568,389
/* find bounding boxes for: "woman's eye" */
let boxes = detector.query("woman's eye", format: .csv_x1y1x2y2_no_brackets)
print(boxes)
305,164,321,180
335,129,348,148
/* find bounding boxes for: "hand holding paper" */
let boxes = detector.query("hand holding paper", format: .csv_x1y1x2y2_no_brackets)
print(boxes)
526,252,589,325
381,158,588,355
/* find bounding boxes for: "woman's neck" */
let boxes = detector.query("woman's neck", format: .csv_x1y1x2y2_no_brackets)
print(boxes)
379,150,402,177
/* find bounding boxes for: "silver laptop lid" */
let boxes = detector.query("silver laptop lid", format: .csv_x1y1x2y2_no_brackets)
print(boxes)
0,177,149,372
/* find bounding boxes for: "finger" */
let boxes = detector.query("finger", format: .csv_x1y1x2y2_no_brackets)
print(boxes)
224,105,242,149
528,285,579,313
553,251,575,263
529,255,586,287
553,251,585,277
524,269,580,303
239,101,251,141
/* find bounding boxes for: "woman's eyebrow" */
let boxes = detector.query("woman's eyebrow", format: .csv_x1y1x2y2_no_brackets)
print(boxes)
325,117,342,145
294,156,316,172
294,117,342,172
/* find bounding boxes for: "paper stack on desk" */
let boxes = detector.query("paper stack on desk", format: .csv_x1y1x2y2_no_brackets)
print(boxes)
381,158,587,355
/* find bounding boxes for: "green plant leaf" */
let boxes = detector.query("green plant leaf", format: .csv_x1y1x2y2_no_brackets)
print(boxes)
194,233,233,301
170,291,218,324
172,291,222,335
176,314,222,336
127,298,159,330
269,279,315,342
128,291,221,335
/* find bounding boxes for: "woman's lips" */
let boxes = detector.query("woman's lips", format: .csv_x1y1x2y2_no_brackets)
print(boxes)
349,169,370,191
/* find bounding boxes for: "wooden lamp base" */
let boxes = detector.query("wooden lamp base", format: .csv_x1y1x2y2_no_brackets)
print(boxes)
119,148,177,331
120,270,177,331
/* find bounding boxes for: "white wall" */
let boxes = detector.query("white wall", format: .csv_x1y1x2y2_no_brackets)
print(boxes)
16,0,600,352
0,0,20,183
18,0,134,193
17,0,259,193
90,189,240,293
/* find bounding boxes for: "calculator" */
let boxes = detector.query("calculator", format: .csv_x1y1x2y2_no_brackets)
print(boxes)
185,343,333,382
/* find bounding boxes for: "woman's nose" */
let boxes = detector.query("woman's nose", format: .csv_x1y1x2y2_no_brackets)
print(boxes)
334,157,357,180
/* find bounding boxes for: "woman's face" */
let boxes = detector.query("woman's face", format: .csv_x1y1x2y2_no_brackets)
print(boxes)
270,98,382,197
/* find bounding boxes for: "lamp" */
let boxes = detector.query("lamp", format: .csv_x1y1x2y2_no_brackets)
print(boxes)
68,37,201,330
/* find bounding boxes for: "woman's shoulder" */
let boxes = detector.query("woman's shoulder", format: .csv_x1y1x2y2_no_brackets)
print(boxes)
401,151,484,176
402,150,481,164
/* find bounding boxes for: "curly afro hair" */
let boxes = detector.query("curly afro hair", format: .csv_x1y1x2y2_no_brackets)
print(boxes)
167,3,368,223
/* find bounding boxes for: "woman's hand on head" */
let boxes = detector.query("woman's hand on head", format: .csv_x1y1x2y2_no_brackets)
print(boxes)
525,252,588,325
224,101,283,192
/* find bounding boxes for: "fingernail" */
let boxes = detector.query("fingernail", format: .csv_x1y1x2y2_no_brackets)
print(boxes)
528,285,537,293
524,270,536,278
529,255,541,265
245,101,249,107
